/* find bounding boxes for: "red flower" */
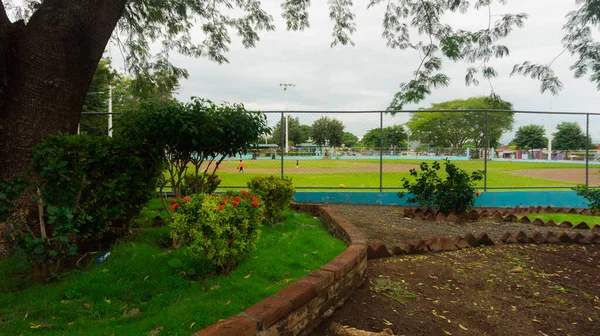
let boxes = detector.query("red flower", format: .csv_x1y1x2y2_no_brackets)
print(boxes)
169,199,176,205
204,238,209,242
257,178,262,182
220,199,229,205
170,203,180,211
218,205,224,211
249,196,259,201
224,195,232,199
240,190,248,195
232,201,239,207
183,196,192,203
251,201,260,208
226,239,232,245
233,196,242,202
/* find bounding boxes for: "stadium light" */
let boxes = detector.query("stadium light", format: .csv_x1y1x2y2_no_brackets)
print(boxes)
279,83,295,153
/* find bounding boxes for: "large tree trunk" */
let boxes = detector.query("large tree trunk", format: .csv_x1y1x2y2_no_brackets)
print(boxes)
0,0,128,181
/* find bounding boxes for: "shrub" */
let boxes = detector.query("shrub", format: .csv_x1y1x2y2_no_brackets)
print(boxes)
398,160,483,215
0,176,28,223
181,174,221,196
170,191,264,274
11,133,162,281
573,185,600,211
247,176,295,225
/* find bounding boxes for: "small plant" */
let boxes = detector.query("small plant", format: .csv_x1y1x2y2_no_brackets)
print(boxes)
398,160,483,215
247,176,295,225
372,278,416,304
573,185,600,211
181,174,222,196
170,191,264,274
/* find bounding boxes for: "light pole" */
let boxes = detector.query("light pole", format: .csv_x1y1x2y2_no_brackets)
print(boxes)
279,83,295,153
107,39,113,137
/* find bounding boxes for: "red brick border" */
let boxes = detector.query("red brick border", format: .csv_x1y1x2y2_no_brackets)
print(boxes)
193,203,367,336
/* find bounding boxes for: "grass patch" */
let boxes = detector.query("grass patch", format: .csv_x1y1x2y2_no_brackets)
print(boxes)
372,278,416,305
131,198,169,228
0,211,345,335
519,213,599,228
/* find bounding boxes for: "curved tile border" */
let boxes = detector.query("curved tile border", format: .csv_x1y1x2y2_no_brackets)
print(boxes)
402,207,600,232
194,203,367,336
366,231,600,260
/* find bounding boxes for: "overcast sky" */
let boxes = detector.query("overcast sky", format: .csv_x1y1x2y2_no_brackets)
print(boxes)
115,0,600,143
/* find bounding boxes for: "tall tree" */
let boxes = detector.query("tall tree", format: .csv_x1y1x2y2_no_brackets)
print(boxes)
361,125,407,148
408,96,514,149
552,122,591,150
342,132,358,147
270,117,310,146
510,124,548,150
3,1,600,180
310,116,345,147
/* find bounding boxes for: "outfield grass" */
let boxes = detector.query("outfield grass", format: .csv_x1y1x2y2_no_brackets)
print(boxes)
519,213,600,228
0,211,346,335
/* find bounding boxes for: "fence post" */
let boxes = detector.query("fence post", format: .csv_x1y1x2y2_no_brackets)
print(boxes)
484,110,488,192
586,113,590,187
380,111,383,192
281,111,285,179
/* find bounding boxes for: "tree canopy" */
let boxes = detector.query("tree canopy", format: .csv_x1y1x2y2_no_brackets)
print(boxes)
408,96,514,149
342,132,359,148
552,121,592,150
361,125,408,148
270,117,310,146
510,124,548,150
310,116,345,147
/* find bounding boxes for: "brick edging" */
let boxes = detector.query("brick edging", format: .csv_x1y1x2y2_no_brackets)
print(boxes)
193,203,367,336
366,231,600,260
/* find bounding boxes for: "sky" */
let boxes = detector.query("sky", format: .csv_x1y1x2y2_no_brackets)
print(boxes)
113,0,600,144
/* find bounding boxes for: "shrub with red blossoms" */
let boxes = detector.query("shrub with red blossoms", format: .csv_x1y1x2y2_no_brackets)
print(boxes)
170,191,265,274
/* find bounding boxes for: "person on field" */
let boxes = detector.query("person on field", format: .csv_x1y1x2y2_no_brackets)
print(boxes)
296,159,299,168
238,159,244,173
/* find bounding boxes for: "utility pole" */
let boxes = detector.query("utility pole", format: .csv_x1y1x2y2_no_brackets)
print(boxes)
107,39,113,137
279,83,295,153
547,98,553,160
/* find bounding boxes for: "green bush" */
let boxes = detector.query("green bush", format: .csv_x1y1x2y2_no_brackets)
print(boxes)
247,176,295,225
170,191,264,274
11,133,162,281
573,185,600,211
181,174,222,196
398,160,483,215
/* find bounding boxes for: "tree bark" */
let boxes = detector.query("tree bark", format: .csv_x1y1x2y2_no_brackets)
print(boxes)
0,0,128,181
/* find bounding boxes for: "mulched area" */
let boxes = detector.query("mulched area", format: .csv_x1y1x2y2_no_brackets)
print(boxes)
310,205,600,336
313,244,600,336
329,204,590,247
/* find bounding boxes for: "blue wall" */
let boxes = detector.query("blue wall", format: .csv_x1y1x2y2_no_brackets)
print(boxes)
294,191,589,208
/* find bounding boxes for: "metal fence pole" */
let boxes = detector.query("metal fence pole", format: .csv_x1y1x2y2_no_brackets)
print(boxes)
379,111,383,192
484,111,488,192
586,113,590,187
280,111,285,179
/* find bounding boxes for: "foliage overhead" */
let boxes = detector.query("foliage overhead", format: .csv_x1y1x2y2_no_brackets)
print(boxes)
5,1,600,112
408,96,514,149
510,124,548,150
310,116,345,147
552,121,592,150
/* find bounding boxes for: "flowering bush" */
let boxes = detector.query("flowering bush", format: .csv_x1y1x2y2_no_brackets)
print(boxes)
181,173,222,195
170,191,264,274
247,176,295,225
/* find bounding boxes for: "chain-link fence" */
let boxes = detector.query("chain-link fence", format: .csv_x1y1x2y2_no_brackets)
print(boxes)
81,109,600,191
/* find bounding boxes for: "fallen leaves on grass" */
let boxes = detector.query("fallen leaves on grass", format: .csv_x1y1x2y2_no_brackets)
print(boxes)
372,278,416,305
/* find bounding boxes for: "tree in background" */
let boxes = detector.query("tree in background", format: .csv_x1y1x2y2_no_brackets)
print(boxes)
553,122,591,150
408,97,514,149
270,117,310,146
310,117,344,147
80,60,116,136
342,132,358,148
510,125,548,150
361,125,408,148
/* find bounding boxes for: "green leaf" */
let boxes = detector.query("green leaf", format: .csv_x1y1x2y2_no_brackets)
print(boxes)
168,258,183,268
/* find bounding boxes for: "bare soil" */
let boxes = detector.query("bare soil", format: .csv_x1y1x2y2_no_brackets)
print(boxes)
311,205,600,336
511,168,599,185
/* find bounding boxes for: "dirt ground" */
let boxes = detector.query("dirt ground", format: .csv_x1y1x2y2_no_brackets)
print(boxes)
212,161,420,174
310,205,600,336
511,168,600,185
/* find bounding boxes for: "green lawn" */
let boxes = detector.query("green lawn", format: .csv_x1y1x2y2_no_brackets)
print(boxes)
519,213,600,228
0,211,346,335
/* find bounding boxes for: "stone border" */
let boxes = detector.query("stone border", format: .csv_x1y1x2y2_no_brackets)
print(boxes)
402,207,600,232
194,203,367,336
366,231,600,260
